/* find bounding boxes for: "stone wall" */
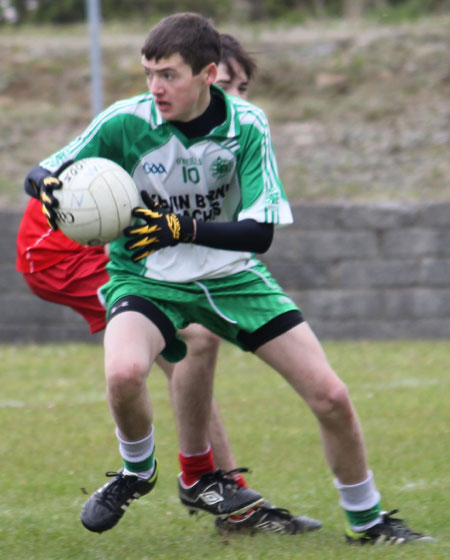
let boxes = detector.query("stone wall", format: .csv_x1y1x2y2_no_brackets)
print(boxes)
2,201,450,343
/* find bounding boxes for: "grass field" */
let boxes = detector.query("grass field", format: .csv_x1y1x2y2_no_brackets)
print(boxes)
0,341,449,559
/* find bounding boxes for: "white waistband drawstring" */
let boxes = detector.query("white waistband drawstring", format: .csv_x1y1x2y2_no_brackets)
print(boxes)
194,281,237,324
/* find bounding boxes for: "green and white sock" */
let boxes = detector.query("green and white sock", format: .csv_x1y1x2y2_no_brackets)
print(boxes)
344,502,382,532
116,426,156,480
334,470,382,532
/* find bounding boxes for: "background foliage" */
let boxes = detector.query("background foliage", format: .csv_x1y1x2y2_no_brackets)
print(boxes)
2,0,450,24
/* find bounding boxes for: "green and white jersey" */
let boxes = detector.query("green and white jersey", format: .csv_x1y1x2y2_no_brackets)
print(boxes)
41,85,293,282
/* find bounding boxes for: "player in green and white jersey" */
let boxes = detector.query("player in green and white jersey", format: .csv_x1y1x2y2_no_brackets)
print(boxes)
39,86,292,285
25,29,321,535
31,13,433,544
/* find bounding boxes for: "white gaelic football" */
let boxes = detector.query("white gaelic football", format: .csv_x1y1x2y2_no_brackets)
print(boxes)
53,157,140,245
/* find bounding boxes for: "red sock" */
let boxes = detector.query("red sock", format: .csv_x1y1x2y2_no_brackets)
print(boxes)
234,473,248,488
179,447,216,486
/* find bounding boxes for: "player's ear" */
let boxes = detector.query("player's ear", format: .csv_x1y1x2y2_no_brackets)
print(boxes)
204,62,218,86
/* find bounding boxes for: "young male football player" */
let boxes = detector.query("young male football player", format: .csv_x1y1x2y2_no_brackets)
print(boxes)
18,31,319,535
23,13,432,544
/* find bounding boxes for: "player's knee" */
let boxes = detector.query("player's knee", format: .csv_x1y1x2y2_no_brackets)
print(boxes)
181,325,220,355
311,379,352,421
155,355,174,379
106,359,148,397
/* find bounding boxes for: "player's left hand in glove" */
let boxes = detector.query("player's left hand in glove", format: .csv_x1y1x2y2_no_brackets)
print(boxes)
124,190,196,262
35,160,74,230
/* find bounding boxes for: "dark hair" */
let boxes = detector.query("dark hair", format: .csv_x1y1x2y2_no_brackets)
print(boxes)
220,33,257,81
141,13,221,75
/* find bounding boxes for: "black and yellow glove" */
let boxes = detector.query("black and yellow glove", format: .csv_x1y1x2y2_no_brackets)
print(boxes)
26,160,74,230
124,190,196,262
40,175,63,230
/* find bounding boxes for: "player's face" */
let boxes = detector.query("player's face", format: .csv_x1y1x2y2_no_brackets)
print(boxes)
215,59,249,99
142,53,217,122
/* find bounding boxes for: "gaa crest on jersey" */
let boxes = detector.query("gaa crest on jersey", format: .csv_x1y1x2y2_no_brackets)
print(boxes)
210,156,233,179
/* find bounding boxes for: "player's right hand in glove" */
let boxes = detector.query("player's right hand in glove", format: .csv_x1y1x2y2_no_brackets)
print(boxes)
25,160,74,230
39,174,63,230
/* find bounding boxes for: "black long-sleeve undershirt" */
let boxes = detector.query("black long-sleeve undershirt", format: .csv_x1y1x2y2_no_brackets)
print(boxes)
194,219,274,254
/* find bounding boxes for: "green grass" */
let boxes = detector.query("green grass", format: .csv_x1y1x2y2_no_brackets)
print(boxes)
0,341,449,559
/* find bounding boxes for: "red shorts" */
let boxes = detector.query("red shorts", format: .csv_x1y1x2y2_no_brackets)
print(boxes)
23,247,109,334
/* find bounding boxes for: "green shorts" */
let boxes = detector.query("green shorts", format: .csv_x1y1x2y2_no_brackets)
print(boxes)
100,263,301,362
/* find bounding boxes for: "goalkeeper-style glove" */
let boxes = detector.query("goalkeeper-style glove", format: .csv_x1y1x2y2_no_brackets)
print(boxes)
30,160,74,230
40,175,62,230
124,190,196,262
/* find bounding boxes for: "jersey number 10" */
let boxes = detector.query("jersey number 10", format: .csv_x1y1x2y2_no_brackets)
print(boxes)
182,166,200,184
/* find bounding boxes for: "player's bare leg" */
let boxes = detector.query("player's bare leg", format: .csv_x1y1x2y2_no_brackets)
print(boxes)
104,311,164,441
169,325,220,453
164,324,263,517
255,322,435,543
255,321,368,484
167,324,321,531
207,399,238,471
81,311,163,533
